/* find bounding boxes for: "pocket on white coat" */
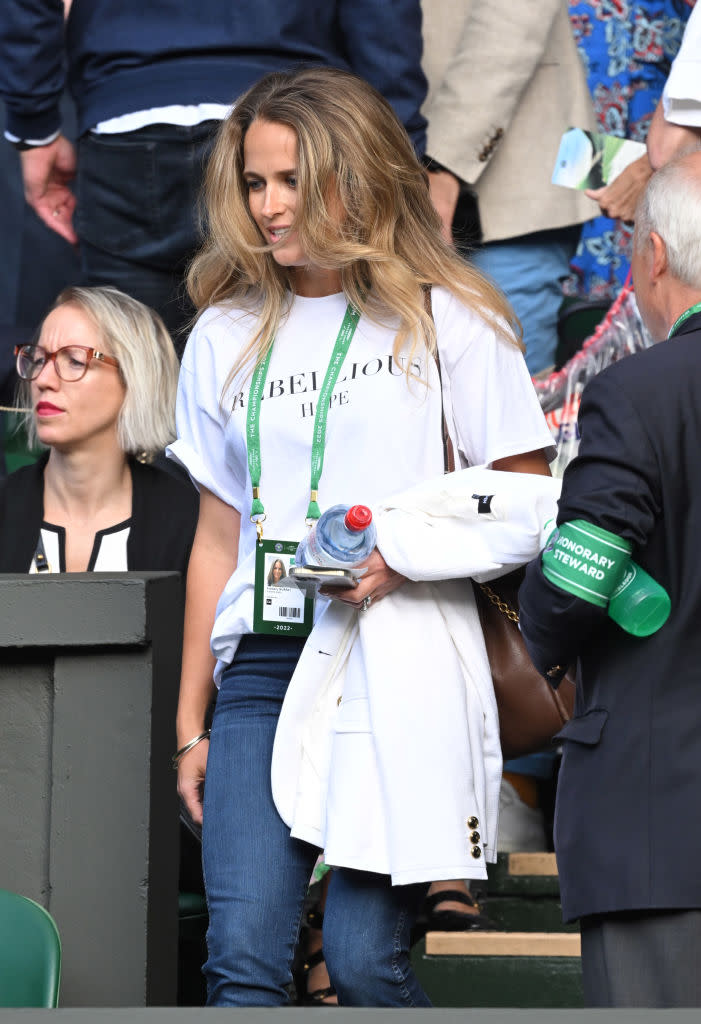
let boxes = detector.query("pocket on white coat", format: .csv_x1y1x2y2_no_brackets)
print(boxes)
334,695,372,733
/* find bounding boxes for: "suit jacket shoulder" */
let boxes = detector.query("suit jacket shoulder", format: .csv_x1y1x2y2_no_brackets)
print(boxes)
590,318,701,396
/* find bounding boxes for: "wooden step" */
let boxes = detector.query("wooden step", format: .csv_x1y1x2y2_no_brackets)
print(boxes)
509,852,558,876
412,932,584,1008
487,852,561,897
425,931,580,957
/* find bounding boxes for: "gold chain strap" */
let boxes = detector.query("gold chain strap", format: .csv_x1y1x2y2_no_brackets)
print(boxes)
480,581,567,679
478,581,520,624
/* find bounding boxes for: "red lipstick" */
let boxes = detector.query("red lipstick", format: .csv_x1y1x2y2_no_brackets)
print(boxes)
36,402,64,416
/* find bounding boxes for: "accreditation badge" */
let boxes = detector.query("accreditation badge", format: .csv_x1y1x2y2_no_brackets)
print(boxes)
253,539,315,637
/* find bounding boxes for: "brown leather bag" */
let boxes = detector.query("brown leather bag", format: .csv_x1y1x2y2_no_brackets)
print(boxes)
425,286,576,758
472,568,576,759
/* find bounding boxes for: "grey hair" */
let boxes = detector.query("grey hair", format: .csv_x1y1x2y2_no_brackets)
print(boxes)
635,148,701,289
19,286,179,456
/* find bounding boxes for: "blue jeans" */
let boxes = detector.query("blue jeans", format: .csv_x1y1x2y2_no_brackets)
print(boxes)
471,226,580,375
76,121,218,348
202,635,430,1007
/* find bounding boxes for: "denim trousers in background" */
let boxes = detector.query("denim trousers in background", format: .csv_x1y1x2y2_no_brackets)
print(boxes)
201,635,430,1007
471,226,581,376
76,121,219,349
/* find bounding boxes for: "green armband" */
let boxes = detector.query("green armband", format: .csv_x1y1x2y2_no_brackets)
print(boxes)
541,520,632,608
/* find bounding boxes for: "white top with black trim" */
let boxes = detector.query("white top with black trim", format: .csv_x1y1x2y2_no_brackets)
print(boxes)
30,520,131,574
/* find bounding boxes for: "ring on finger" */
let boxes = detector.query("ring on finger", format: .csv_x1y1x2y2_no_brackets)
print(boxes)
361,595,372,611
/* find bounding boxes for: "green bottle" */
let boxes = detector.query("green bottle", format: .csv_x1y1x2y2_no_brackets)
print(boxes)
541,520,670,637
607,561,671,637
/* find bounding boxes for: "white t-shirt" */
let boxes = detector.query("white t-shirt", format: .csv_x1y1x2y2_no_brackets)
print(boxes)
663,4,701,126
168,286,555,681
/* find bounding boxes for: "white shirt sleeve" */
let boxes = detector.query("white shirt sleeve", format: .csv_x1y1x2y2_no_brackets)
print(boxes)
167,320,247,512
663,4,701,127
432,287,556,467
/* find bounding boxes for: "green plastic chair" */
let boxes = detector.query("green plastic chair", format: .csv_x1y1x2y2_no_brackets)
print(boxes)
0,889,61,1007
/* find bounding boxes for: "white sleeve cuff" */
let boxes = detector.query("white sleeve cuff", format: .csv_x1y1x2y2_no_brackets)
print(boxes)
663,63,701,127
4,129,61,147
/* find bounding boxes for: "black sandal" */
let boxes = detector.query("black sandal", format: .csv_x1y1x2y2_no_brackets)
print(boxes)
295,907,338,1006
412,888,499,943
425,888,498,930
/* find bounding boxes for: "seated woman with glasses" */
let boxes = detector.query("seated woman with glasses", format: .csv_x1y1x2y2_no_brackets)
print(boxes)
0,285,198,575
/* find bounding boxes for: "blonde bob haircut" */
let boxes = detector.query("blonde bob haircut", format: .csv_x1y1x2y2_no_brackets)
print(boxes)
187,65,521,386
20,286,179,456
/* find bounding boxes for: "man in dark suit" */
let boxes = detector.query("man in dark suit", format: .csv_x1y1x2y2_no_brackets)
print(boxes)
518,150,701,1008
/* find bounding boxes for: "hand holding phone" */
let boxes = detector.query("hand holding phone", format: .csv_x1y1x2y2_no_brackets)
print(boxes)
288,565,360,590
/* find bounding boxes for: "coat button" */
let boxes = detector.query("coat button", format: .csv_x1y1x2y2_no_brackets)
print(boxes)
467,816,479,829
471,846,482,859
470,831,480,844
337,695,342,706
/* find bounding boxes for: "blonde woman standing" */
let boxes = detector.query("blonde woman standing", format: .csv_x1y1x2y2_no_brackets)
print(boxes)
169,67,554,1007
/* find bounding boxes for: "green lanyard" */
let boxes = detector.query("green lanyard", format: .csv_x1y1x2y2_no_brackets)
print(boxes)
246,303,360,538
668,301,701,339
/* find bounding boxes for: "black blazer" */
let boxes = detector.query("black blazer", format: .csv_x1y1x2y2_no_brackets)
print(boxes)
0,454,199,577
519,312,701,922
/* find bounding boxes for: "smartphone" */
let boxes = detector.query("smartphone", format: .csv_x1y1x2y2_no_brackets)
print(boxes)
288,566,359,589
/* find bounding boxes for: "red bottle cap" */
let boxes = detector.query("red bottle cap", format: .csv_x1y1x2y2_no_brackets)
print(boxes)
344,505,372,531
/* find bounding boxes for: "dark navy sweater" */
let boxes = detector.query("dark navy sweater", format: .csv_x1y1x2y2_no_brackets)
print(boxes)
0,0,426,153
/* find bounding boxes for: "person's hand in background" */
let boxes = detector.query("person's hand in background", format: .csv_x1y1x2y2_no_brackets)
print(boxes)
20,135,78,244
584,153,652,223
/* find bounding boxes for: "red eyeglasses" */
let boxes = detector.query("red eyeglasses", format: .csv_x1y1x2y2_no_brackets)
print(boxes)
14,344,120,383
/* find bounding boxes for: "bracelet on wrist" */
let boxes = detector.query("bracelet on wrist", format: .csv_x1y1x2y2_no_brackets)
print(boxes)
171,729,211,770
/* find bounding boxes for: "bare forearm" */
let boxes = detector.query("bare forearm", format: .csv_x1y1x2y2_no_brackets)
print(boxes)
177,490,239,744
427,169,461,244
176,563,221,744
647,97,701,170
493,449,551,476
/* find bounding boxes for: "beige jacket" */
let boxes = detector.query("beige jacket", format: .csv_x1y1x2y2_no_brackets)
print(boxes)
422,0,599,242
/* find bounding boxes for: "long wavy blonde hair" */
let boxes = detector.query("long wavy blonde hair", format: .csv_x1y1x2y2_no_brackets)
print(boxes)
188,65,520,388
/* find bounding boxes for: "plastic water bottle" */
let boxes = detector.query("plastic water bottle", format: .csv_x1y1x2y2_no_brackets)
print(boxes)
295,504,377,569
607,561,671,637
